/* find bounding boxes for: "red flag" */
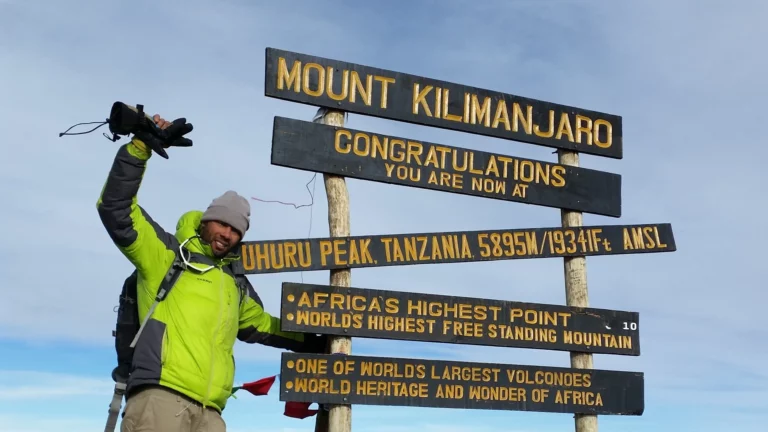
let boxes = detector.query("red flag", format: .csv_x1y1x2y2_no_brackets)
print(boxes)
284,401,318,419
232,375,276,396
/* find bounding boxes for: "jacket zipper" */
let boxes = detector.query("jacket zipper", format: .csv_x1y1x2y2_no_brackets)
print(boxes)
203,265,225,409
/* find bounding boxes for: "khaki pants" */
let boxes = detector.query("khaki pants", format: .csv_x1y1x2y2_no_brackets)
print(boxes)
120,386,226,432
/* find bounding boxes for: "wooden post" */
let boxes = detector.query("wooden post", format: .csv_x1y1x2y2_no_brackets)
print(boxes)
313,107,352,432
558,149,597,432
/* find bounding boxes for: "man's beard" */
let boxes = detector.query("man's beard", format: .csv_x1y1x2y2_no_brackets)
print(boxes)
200,224,237,258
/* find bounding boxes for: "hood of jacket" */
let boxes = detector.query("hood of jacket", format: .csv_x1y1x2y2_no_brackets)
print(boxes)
174,210,241,265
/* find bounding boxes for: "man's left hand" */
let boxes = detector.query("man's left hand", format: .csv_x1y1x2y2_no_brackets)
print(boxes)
151,114,193,148
299,334,329,354
153,114,173,130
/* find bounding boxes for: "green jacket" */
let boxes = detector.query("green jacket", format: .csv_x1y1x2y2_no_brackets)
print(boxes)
97,138,313,412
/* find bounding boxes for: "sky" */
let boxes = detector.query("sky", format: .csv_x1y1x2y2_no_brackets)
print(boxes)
0,0,766,431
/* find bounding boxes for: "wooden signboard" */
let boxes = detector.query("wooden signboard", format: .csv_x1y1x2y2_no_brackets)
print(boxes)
271,117,622,217
279,353,644,415
233,223,676,274
264,47,623,159
280,283,640,356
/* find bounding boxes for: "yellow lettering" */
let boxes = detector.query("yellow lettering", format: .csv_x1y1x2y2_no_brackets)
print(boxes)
442,320,484,338
468,385,526,402
241,242,310,271
334,129,352,153
534,110,555,138
326,66,349,101
412,83,433,116
374,76,395,109
277,57,301,92
297,292,311,307
575,115,593,145
470,94,492,127
563,331,632,351
355,380,428,398
593,119,612,148
319,240,332,266
430,365,501,383
349,72,372,106
275,59,395,109
302,62,325,97
294,358,327,374
441,88,463,122
555,390,603,406
555,112,575,142
435,384,464,399
509,309,571,327
512,103,533,134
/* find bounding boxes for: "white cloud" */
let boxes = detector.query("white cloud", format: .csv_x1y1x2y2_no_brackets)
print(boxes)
0,414,103,432
0,370,114,400
354,423,534,432
0,371,117,432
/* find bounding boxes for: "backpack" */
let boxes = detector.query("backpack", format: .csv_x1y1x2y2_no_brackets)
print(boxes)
111,254,185,384
104,251,252,432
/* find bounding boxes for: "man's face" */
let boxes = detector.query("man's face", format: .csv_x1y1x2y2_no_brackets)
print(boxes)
201,220,242,257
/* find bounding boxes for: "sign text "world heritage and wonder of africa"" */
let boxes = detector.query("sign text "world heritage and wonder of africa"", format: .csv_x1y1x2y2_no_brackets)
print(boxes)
279,353,644,415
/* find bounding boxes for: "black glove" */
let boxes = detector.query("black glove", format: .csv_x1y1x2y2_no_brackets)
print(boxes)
160,117,194,148
133,117,194,159
108,102,193,159
298,333,329,354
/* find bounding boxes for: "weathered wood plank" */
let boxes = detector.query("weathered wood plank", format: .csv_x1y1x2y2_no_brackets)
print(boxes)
233,223,676,274
271,117,622,217
279,353,644,415
280,282,641,356
264,48,623,159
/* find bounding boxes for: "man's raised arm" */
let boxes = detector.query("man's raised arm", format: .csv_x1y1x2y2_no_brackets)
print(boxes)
96,136,176,276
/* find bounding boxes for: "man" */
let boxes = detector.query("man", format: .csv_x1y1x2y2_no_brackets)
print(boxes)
96,114,326,431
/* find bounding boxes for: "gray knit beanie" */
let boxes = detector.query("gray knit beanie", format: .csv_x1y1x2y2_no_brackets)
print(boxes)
201,190,251,236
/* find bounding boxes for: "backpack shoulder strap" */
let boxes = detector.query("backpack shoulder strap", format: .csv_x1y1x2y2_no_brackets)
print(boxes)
129,253,185,348
234,275,254,307
155,253,185,302
228,261,257,308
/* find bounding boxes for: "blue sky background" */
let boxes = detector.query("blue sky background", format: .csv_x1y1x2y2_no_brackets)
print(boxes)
1,0,766,431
